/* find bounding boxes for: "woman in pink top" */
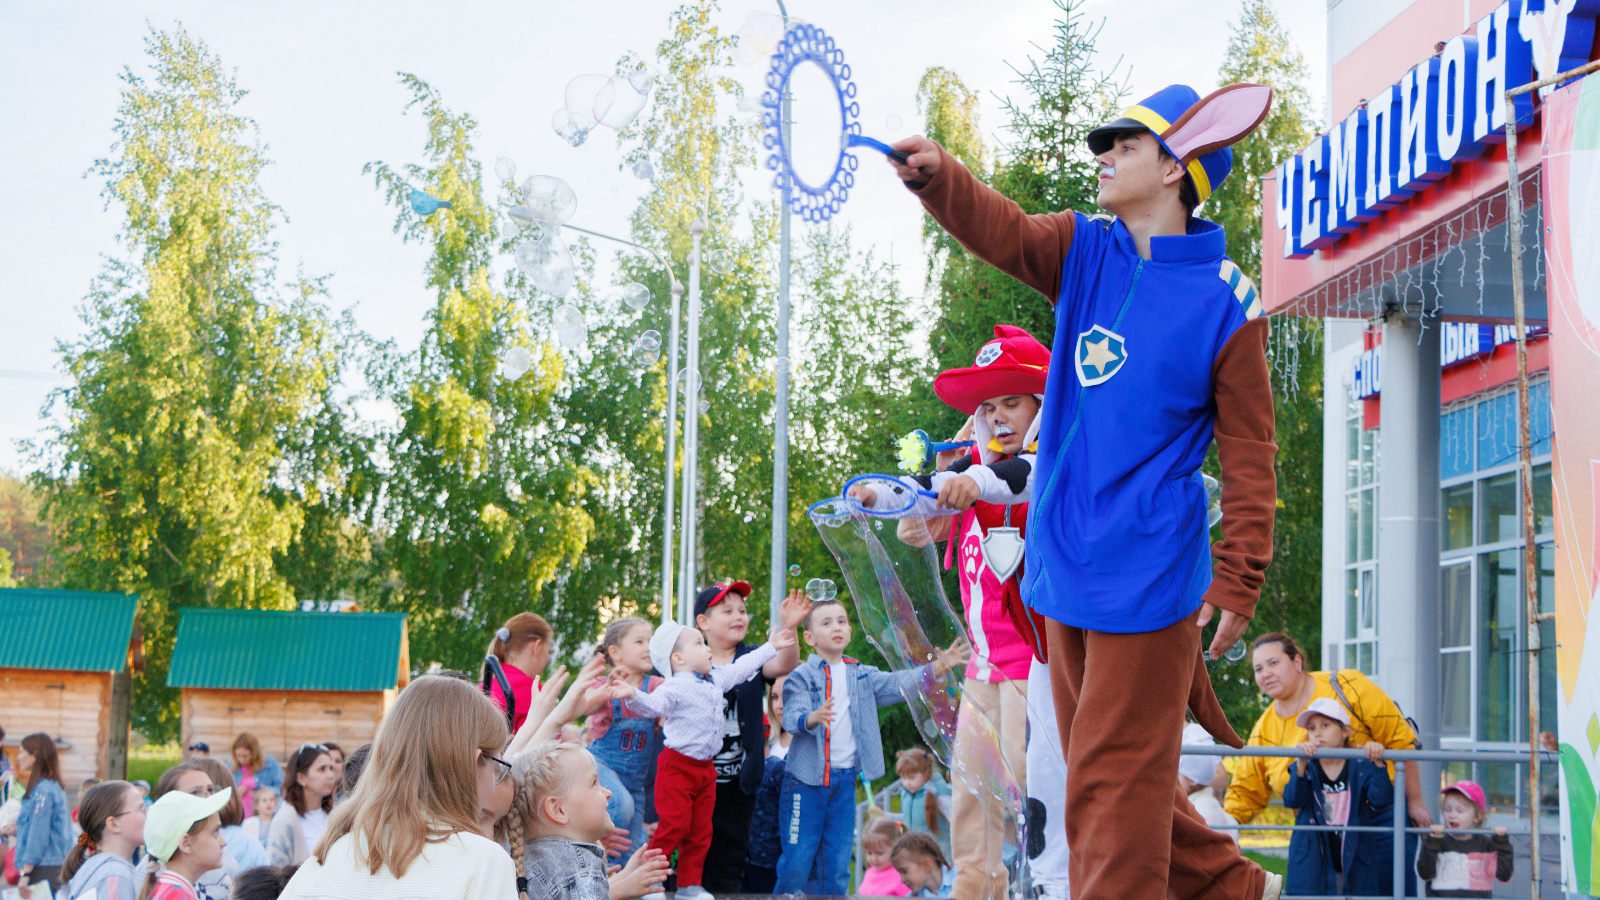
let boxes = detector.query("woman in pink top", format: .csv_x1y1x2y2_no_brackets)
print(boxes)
483,612,552,732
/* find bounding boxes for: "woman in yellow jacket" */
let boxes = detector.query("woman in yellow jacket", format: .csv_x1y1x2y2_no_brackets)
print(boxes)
1223,632,1435,894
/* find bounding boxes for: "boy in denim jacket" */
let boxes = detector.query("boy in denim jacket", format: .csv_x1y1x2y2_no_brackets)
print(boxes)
775,598,967,894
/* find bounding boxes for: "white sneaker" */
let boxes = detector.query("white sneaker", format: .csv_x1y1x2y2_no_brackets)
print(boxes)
1260,872,1283,900
640,893,667,900
674,887,714,900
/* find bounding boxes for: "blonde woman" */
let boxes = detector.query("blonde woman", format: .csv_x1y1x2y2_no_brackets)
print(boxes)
277,675,517,899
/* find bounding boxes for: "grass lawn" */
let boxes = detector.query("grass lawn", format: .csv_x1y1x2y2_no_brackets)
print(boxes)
127,745,182,785
1246,850,1287,876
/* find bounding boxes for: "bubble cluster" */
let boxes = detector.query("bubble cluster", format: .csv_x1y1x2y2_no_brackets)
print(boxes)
499,346,532,381
632,329,662,367
788,564,801,578
520,176,578,230
804,577,837,602
707,249,734,274
619,283,652,310
733,11,787,66
552,63,658,146
552,304,587,350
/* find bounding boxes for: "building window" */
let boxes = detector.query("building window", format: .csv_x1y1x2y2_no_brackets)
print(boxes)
1342,394,1378,673
1436,380,1555,811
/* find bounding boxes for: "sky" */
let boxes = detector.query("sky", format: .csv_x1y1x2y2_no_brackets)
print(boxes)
0,0,1326,473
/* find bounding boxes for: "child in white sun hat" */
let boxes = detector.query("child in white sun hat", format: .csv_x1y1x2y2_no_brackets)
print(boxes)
140,786,233,900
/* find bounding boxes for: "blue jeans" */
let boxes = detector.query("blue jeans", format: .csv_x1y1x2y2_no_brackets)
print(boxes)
596,758,646,857
773,767,858,895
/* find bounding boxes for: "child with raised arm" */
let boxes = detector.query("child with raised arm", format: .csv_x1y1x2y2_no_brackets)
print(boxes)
605,619,796,900
774,598,969,895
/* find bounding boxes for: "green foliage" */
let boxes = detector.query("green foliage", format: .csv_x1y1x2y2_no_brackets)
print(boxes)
0,474,57,586
34,27,355,741
363,76,596,672
1207,0,1324,729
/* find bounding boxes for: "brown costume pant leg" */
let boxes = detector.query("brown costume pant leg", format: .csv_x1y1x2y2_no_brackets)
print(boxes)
1046,615,1263,900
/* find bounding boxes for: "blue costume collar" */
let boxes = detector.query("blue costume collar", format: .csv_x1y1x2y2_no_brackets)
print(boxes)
1111,216,1226,263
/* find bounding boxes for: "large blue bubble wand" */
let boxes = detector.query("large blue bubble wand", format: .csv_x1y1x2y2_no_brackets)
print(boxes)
760,23,907,223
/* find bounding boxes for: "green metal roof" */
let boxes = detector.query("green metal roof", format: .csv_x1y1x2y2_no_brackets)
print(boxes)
167,608,407,692
0,589,139,673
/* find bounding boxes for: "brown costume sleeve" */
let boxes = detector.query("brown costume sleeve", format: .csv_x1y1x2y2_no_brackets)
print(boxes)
1204,316,1277,620
907,143,1075,302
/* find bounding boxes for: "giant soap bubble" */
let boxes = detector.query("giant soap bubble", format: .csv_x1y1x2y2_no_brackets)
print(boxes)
515,235,576,298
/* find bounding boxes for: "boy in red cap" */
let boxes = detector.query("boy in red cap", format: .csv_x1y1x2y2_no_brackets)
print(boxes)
888,82,1280,900
850,324,1052,900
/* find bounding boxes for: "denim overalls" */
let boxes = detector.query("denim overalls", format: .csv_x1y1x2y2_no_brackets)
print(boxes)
591,693,657,854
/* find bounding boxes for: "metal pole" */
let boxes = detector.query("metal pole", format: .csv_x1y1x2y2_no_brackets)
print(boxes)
677,218,707,624
559,223,683,624
768,0,793,632
1502,91,1542,900
1393,758,1406,900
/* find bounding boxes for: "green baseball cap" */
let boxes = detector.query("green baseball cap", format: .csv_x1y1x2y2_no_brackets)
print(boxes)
144,786,233,861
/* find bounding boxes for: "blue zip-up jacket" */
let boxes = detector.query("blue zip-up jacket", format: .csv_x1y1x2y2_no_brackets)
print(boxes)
1282,758,1395,897
782,655,916,783
16,778,71,868
910,146,1277,633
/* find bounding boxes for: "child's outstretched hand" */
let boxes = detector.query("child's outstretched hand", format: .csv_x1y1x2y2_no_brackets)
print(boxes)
778,589,812,633
1363,740,1386,761
932,636,972,677
890,135,941,184
553,657,608,722
1296,740,1318,758
1493,825,1508,837
1431,824,1446,838
772,627,798,652
847,484,880,507
606,669,637,701
609,846,673,900
806,695,836,729
935,474,982,511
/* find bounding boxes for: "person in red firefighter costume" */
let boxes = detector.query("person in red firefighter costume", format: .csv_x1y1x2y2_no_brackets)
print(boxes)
851,324,1050,900
887,81,1282,900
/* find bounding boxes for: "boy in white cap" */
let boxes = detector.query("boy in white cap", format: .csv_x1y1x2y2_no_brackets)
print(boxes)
605,619,796,900
141,786,233,900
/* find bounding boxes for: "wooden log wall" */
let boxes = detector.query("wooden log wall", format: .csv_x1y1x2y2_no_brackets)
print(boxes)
182,688,386,764
0,668,111,798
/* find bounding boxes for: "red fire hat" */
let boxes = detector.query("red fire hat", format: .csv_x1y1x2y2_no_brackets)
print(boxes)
933,325,1051,415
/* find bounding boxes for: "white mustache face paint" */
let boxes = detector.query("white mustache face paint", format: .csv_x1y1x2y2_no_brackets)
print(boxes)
993,423,1016,438
1100,166,1116,178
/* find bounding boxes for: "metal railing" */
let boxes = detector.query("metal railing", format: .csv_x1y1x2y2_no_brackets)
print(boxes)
853,745,1562,900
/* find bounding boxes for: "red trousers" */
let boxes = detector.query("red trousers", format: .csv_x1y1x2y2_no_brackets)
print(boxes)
648,747,716,887
1046,615,1265,900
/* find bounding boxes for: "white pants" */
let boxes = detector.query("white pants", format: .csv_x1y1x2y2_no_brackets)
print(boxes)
1025,657,1070,897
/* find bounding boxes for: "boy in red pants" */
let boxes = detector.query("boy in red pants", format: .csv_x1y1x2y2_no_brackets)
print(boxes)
608,619,796,900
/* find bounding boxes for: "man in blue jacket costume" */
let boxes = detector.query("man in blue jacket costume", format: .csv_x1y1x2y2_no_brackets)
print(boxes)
890,83,1281,900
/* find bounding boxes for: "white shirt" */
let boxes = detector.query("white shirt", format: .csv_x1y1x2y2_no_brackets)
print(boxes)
768,739,789,760
279,830,518,900
827,660,856,769
300,807,329,847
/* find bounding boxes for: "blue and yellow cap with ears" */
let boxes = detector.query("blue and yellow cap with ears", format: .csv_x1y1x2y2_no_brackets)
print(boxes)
1087,83,1273,205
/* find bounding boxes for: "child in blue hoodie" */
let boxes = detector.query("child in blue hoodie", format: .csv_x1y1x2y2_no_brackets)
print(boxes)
1283,699,1394,897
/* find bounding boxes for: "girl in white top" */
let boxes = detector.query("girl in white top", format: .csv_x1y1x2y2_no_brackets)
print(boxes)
267,745,338,866
278,675,518,900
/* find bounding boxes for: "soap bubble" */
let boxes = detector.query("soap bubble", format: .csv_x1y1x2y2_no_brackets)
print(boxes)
495,155,516,183
598,76,648,129
553,304,587,350
1202,473,1223,528
885,113,904,131
619,283,652,310
675,368,701,395
775,357,791,375
706,249,734,274
514,235,576,298
1224,639,1248,662
632,159,655,181
625,62,658,94
633,344,660,366
788,564,801,577
520,176,578,229
499,346,532,381
804,578,837,602
551,109,590,147
736,94,765,115
637,329,662,350
507,205,536,229
698,398,710,415
566,74,614,124
499,222,520,242
734,11,785,65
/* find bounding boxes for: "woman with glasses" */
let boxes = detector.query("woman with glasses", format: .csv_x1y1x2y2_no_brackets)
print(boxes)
153,763,240,900
276,675,517,899
60,780,146,900
266,745,338,867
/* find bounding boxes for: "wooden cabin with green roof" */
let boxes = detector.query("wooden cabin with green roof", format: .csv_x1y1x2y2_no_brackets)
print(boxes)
168,608,409,762
0,589,142,787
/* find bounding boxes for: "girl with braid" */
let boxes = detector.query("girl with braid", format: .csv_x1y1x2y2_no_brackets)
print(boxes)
506,741,671,900
61,781,146,900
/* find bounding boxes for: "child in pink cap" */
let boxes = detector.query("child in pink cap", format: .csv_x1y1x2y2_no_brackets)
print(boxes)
1417,780,1512,897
